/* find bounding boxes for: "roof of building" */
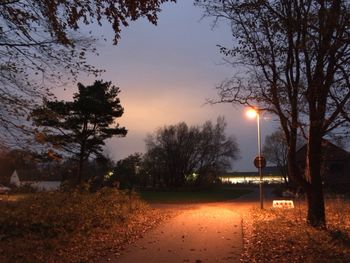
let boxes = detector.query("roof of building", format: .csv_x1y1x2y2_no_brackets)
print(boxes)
296,139,350,162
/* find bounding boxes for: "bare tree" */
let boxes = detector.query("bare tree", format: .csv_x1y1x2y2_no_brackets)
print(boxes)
0,0,175,147
195,0,350,227
144,117,239,188
263,131,289,185
263,130,305,185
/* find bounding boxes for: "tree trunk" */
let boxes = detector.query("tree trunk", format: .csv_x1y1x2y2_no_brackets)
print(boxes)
286,129,299,187
305,127,326,227
77,154,84,185
279,165,289,186
77,142,86,185
287,149,297,186
305,183,326,227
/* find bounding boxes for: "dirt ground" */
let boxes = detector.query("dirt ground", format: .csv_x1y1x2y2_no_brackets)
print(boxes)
106,189,267,263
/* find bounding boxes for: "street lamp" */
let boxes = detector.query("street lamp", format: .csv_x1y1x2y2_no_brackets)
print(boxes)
246,108,264,209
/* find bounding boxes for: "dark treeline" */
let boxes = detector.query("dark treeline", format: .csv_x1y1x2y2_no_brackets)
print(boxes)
0,117,239,191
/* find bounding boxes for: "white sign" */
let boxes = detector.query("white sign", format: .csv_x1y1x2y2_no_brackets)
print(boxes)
272,200,294,209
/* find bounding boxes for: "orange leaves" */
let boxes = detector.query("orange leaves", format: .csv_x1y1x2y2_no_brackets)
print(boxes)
0,189,172,263
47,149,62,161
35,132,46,143
241,199,350,262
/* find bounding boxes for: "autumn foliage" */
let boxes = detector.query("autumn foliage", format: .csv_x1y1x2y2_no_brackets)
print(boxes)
0,189,169,262
242,197,350,262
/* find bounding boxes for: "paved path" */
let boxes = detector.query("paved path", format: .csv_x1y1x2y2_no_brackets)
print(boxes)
115,204,244,263
109,188,272,263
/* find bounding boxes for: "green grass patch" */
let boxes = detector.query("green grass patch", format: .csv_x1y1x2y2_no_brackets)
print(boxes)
139,186,252,203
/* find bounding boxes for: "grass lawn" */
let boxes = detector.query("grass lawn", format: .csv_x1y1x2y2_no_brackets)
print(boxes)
139,186,252,203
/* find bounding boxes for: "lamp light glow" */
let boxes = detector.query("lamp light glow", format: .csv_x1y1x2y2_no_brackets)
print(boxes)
246,108,258,118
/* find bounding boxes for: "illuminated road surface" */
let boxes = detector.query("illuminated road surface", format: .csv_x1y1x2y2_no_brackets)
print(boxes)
112,198,258,263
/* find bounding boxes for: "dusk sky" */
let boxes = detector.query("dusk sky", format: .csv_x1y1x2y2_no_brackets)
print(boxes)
56,0,278,171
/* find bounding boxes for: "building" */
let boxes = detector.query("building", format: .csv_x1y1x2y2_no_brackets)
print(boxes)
8,169,61,191
295,140,350,192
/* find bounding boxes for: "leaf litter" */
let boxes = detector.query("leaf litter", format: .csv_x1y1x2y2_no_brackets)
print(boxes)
241,197,350,263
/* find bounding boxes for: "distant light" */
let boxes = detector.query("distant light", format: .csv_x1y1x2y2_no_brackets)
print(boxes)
246,108,258,119
104,171,114,180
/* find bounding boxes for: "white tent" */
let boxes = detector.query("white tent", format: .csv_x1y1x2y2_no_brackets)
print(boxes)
10,170,21,187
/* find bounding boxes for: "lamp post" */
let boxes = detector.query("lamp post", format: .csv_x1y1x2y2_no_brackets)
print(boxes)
246,108,264,209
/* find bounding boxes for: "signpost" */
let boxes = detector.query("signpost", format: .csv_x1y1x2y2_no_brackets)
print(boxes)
254,156,266,169
254,155,265,209
246,108,265,209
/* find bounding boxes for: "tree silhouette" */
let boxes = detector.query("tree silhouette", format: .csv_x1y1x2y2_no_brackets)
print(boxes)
263,131,289,185
0,0,175,147
196,0,350,227
32,80,127,183
144,117,239,188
